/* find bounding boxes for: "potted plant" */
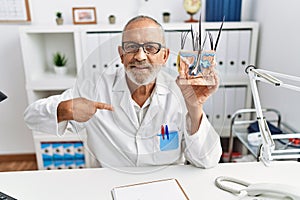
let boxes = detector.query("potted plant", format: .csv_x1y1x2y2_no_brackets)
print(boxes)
56,12,64,25
53,52,68,75
108,15,116,24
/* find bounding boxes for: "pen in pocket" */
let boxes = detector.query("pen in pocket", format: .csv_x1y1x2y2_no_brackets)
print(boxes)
160,124,169,140
161,125,165,140
165,125,169,140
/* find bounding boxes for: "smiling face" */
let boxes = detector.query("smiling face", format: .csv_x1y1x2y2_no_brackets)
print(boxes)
118,17,169,86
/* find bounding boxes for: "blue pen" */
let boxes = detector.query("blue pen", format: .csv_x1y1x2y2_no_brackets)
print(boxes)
165,125,169,140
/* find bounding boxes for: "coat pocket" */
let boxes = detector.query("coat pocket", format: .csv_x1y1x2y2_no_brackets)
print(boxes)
154,130,182,165
157,131,179,151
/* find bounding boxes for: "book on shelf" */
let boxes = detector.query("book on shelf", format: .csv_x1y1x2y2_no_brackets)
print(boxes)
205,0,242,22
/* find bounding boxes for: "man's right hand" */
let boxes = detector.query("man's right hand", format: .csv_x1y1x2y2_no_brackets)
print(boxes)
57,98,113,123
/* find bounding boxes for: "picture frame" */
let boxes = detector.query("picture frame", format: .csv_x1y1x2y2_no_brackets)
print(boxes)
72,7,97,25
0,0,31,23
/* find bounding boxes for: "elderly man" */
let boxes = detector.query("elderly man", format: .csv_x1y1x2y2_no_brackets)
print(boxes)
24,15,222,168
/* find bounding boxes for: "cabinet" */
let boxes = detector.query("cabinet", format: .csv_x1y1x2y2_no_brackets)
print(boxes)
20,22,259,169
19,26,89,170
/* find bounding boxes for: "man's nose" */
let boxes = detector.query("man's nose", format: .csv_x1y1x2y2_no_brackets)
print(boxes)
133,47,147,61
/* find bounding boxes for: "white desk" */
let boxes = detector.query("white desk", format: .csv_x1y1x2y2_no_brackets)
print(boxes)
0,161,299,199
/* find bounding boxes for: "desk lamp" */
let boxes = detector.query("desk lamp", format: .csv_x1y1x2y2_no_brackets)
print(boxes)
0,91,7,102
246,65,300,165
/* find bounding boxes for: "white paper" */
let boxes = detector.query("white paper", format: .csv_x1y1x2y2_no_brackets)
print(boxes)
111,179,189,200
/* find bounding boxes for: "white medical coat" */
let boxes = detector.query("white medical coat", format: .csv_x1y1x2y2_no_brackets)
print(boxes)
24,67,222,168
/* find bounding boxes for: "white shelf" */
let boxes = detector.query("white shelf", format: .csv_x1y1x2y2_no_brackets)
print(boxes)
33,130,86,140
27,74,76,90
162,21,258,30
19,25,79,33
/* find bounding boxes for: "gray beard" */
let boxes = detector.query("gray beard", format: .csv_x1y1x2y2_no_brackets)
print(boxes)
125,65,162,86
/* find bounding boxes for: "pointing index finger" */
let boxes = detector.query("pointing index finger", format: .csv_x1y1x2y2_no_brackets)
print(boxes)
94,102,114,111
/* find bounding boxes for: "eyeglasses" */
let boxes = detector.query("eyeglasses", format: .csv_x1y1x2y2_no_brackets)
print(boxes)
122,41,164,54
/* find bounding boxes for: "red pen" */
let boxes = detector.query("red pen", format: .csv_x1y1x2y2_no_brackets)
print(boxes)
161,125,165,140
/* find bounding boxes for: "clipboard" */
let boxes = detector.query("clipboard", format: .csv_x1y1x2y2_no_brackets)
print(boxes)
111,178,190,200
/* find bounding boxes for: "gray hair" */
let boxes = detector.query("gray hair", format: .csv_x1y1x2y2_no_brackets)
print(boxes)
123,15,164,31
122,15,166,45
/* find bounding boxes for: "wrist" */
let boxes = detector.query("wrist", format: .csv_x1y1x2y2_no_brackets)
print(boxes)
186,104,203,134
57,100,73,123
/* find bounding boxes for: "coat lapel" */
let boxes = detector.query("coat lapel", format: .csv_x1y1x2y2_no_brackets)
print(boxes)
141,71,171,127
112,71,139,130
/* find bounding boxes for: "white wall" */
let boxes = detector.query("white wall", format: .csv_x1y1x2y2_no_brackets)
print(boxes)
0,26,32,154
253,0,300,130
1,0,298,154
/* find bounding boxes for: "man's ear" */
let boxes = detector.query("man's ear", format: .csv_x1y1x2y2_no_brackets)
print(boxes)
118,46,124,63
162,48,170,64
